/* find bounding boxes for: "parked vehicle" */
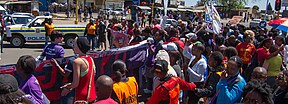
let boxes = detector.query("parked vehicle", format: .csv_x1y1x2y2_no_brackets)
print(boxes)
0,5,8,15
103,8,113,14
12,13,35,18
250,19,262,28
3,15,33,26
112,8,124,15
156,18,178,28
5,16,86,47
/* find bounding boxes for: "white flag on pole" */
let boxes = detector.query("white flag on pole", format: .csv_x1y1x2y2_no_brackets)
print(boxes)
211,4,222,34
205,4,222,34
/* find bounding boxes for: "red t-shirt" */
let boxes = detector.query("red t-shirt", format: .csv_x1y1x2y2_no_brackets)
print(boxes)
236,42,256,64
256,47,270,65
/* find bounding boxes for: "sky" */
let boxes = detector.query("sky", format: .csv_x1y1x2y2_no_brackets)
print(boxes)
185,0,276,10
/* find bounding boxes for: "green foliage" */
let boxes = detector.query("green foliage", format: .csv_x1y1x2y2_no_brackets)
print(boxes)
219,0,247,10
252,5,260,11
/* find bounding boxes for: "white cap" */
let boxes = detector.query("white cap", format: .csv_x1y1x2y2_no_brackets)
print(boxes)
185,33,197,40
162,42,178,51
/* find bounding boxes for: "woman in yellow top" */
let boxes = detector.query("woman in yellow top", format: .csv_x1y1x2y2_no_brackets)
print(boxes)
263,45,283,87
84,19,97,50
44,18,54,46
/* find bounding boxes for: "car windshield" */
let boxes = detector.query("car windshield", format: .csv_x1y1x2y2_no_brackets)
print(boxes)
13,17,33,24
115,9,122,11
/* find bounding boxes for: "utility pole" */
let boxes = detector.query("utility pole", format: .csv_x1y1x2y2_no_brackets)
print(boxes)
264,0,269,20
75,0,78,24
67,0,70,18
151,0,155,19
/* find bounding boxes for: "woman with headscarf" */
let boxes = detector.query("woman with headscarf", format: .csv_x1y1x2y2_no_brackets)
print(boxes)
60,37,96,103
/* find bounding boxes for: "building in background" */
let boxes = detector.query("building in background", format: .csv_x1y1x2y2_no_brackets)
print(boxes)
179,0,185,6
105,0,125,9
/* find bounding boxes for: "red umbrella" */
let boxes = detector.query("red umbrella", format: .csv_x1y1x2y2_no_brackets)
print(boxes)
268,18,288,27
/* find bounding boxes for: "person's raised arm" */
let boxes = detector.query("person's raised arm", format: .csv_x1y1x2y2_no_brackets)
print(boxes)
51,58,70,77
177,77,196,90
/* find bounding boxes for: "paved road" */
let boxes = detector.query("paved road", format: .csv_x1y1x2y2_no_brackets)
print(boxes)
0,41,74,65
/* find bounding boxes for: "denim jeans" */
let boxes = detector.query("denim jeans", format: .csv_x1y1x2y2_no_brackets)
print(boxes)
42,93,50,104
45,36,49,47
60,90,75,104
87,35,98,50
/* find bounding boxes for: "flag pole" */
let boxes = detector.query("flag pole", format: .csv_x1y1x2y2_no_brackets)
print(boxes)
264,0,269,21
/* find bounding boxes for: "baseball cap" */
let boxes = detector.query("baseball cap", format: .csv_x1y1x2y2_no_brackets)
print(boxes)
153,24,161,30
229,56,243,68
153,60,169,73
229,35,236,39
162,42,178,51
0,74,19,94
185,33,198,40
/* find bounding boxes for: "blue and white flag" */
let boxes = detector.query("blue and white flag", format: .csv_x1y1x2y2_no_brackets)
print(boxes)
205,4,222,34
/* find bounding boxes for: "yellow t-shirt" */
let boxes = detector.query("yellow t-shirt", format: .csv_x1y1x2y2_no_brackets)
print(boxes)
45,23,54,35
113,77,138,104
87,24,96,35
266,54,282,76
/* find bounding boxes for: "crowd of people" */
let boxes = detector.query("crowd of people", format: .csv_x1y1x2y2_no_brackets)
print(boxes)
2,14,288,104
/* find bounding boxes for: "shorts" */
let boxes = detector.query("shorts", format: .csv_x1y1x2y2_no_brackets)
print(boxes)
99,34,106,42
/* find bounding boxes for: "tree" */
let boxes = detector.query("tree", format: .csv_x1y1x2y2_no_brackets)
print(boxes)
218,0,247,10
252,5,260,11
196,0,207,6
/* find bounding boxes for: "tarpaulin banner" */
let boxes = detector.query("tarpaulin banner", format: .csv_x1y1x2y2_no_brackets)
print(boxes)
0,42,148,103
0,64,16,75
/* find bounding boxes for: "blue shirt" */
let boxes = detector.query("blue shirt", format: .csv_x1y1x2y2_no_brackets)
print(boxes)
43,43,64,60
216,73,246,104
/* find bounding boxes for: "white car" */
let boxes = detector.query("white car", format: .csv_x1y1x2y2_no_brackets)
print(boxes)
112,9,124,15
156,18,178,28
100,8,112,14
250,19,262,28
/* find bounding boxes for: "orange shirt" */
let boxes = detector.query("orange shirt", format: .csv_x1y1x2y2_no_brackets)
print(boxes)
86,24,97,35
236,42,256,64
113,77,138,104
45,23,54,35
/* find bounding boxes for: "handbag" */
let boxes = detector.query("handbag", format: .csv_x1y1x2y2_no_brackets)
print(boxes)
74,58,94,104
